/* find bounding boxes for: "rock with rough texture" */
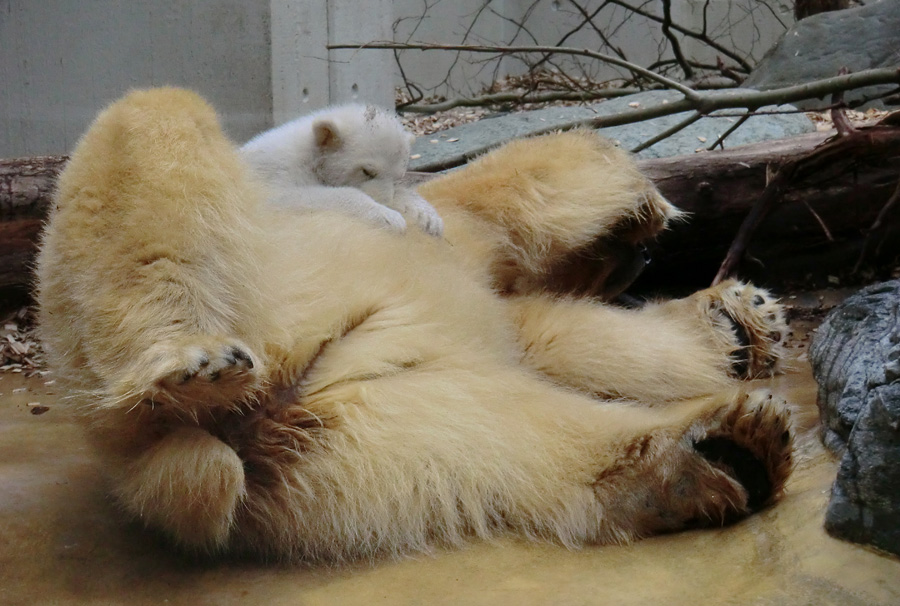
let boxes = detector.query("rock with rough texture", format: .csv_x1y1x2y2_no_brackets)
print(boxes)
809,279,900,556
744,0,900,110
408,90,814,171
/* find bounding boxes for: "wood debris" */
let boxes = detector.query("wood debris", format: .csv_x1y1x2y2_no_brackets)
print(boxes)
0,307,46,376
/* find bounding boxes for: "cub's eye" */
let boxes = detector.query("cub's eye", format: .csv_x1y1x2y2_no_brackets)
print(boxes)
361,168,378,179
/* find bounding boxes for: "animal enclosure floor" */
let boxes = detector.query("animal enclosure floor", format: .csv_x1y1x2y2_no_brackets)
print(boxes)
1,363,898,606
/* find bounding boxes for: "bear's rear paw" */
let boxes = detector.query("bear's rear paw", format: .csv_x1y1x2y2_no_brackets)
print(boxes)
691,389,793,521
700,280,788,379
123,336,261,413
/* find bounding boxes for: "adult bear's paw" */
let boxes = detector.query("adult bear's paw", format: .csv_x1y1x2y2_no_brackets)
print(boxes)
692,389,793,517
700,279,788,379
591,389,793,539
117,336,261,414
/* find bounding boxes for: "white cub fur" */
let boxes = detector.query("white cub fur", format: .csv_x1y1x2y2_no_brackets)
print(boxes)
241,103,443,236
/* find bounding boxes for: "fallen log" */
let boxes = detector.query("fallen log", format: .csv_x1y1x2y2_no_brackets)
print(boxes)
2,130,900,294
0,156,67,292
637,128,900,293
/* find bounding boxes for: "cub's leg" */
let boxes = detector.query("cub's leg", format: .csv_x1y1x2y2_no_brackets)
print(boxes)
509,280,787,403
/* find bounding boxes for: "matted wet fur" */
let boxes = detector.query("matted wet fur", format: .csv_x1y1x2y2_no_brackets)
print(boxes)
36,88,792,562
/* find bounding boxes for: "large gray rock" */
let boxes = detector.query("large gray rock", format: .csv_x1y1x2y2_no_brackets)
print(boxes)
809,280,900,556
744,0,900,110
409,90,814,171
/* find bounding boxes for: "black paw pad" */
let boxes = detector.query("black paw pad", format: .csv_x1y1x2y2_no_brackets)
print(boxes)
231,347,254,369
694,437,771,511
722,311,752,377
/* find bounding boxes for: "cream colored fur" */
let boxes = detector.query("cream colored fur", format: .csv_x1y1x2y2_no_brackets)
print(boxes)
37,88,793,562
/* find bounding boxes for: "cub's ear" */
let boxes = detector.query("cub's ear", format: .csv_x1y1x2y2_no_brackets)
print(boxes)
312,119,342,151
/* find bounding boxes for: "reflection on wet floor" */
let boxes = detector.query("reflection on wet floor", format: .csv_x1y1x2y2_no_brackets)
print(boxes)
1,360,898,606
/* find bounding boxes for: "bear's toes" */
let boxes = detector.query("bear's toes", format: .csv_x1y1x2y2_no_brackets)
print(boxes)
694,389,793,514
174,343,255,384
118,336,262,415
157,338,260,409
703,280,788,380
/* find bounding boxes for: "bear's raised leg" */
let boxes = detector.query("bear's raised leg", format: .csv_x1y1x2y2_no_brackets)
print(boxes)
37,88,275,416
508,279,787,403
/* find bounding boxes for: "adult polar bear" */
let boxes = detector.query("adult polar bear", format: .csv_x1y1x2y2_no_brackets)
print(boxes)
36,88,792,562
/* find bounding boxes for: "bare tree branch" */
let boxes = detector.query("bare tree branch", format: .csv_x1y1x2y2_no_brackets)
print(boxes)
330,41,702,99
602,0,753,72
336,40,900,171
661,0,694,80
402,87,641,113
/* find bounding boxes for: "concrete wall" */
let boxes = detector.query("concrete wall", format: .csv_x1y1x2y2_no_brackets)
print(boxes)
0,1,793,158
0,0,272,156
271,0,395,125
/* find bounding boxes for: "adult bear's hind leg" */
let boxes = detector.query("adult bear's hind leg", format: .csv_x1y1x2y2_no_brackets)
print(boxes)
594,389,793,540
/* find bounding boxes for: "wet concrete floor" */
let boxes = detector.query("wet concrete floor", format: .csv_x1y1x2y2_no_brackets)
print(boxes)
1,358,898,606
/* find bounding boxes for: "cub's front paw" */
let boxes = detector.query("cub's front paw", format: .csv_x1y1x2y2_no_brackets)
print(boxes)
409,202,444,238
125,336,261,412
701,280,788,379
368,205,408,234
395,190,444,237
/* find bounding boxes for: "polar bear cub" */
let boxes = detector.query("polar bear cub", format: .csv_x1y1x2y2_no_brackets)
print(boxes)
241,103,443,236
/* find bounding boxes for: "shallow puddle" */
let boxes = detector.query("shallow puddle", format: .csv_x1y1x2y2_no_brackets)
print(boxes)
1,362,897,606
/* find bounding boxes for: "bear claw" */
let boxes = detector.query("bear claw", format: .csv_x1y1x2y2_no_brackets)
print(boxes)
702,280,788,380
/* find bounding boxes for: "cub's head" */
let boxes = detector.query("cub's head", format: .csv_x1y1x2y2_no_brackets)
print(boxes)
311,104,414,206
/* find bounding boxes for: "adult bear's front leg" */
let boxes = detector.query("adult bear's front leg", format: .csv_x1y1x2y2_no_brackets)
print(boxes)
508,279,787,404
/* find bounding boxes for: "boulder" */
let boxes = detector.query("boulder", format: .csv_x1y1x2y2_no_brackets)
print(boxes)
744,0,900,110
809,279,900,556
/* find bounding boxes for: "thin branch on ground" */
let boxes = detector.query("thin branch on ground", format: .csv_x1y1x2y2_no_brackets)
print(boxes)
401,87,641,114
707,113,752,150
712,161,798,285
801,199,835,242
630,112,703,153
